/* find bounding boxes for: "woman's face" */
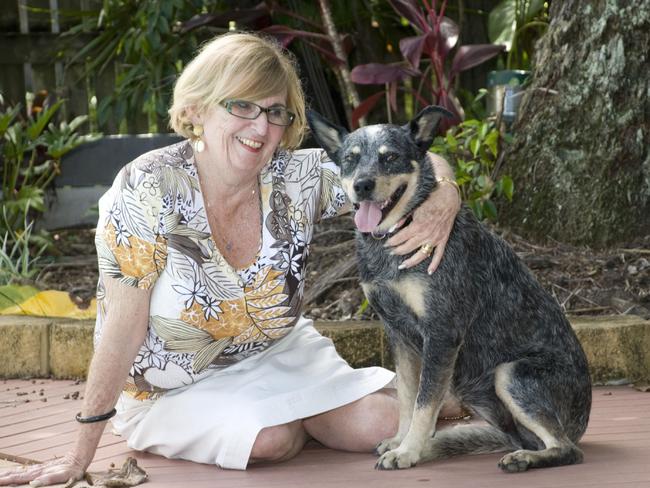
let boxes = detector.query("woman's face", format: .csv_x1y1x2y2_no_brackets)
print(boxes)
198,93,288,179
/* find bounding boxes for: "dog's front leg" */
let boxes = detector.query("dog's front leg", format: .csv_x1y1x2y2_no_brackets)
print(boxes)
375,342,421,456
376,340,459,470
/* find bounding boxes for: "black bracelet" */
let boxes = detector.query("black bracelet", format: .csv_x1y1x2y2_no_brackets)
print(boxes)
75,408,117,423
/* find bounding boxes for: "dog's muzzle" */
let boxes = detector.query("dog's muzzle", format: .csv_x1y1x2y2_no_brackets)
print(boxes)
353,178,375,200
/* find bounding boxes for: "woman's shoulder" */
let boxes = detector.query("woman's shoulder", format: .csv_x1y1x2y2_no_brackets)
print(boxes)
268,147,326,175
286,147,327,162
125,140,193,175
113,140,195,193
104,140,194,205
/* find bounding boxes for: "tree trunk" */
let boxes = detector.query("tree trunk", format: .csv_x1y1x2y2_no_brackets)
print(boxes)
318,0,365,126
498,0,650,247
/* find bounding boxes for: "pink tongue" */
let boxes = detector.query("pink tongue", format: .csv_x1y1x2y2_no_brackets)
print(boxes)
354,201,383,233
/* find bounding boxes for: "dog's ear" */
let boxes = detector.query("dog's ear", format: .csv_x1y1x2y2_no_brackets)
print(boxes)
307,110,349,160
405,105,452,151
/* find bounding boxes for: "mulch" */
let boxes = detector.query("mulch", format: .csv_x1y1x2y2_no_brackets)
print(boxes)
36,218,650,321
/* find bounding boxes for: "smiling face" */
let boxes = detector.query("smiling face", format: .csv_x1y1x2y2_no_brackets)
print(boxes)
196,93,288,181
169,33,307,151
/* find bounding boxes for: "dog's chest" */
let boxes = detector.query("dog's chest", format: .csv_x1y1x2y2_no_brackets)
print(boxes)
355,236,399,282
357,237,431,323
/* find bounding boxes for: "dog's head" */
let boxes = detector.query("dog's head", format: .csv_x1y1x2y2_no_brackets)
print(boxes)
307,106,449,234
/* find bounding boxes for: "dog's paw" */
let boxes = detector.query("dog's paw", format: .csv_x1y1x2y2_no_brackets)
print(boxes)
498,450,534,473
374,437,402,456
375,448,419,470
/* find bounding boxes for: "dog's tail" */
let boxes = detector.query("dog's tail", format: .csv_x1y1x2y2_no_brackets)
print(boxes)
422,425,519,460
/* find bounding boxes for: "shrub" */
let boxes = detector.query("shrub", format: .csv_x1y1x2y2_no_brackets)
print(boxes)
431,116,513,221
0,92,101,235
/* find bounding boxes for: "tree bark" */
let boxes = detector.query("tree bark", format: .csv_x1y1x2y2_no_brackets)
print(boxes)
499,0,650,247
318,0,364,126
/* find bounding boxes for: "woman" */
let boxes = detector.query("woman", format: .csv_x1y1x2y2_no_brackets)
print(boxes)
0,32,460,486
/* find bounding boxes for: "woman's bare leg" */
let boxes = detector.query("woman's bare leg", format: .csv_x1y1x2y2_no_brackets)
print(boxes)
249,420,310,464
303,388,464,453
248,389,464,465
303,389,399,452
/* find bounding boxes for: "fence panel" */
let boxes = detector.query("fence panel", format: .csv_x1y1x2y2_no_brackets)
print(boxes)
0,62,26,108
94,66,119,134
0,0,151,135
61,60,85,125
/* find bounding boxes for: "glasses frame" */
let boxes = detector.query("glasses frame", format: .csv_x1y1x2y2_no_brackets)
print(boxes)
221,99,296,127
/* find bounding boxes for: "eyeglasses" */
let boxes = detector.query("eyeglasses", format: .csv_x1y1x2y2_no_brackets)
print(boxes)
221,99,296,127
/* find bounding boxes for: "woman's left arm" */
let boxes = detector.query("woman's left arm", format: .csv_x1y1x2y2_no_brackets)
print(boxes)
386,153,461,274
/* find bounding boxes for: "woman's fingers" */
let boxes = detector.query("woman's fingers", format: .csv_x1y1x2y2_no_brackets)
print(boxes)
31,469,82,488
397,242,433,269
387,213,444,257
385,189,458,271
427,237,448,274
0,466,39,486
388,232,425,256
0,460,83,488
384,220,414,249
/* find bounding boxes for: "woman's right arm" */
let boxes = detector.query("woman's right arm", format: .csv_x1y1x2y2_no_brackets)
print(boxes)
0,277,151,487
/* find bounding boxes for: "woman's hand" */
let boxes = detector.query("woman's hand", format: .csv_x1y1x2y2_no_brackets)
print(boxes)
386,174,461,274
0,452,86,487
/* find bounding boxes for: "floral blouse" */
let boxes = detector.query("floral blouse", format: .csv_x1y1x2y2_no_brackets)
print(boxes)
94,141,348,400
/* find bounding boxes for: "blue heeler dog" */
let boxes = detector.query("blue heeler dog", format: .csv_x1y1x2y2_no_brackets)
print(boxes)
307,107,592,472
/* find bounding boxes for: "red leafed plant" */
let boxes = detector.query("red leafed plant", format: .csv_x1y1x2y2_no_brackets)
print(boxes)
350,0,505,130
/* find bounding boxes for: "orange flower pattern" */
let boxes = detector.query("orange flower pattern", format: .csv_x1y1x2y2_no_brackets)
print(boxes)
94,142,348,399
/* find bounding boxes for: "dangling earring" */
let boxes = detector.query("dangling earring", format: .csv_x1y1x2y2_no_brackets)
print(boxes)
192,124,205,153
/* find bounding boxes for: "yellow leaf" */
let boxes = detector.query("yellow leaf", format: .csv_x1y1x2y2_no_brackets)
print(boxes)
251,265,271,289
246,279,284,299
257,316,296,329
247,293,288,309
0,290,97,319
263,327,293,339
233,325,262,344
249,306,291,321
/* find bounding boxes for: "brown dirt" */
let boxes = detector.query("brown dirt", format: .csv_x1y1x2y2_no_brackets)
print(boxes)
37,220,650,321
304,218,650,321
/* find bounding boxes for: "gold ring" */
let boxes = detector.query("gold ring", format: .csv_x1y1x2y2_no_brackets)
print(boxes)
420,243,434,256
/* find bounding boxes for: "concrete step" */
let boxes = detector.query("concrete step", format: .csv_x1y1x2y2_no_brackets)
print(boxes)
1,315,648,384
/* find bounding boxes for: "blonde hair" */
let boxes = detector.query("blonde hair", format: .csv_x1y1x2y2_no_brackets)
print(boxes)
169,32,306,150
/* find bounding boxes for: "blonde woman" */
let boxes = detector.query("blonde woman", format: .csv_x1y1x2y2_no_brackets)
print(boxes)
0,32,461,486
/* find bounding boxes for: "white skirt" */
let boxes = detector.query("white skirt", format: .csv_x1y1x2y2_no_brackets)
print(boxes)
111,316,394,470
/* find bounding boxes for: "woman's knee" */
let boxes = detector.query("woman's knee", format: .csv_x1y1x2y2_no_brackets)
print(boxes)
250,421,307,462
303,391,399,452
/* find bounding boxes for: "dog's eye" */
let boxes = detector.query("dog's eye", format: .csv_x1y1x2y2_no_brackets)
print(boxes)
383,153,398,163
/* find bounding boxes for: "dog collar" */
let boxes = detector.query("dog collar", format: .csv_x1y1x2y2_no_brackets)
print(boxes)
367,214,413,240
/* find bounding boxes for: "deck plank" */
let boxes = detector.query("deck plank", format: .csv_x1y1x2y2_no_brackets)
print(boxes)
0,383,648,487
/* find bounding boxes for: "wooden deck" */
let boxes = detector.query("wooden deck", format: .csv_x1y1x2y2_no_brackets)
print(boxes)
1,380,649,487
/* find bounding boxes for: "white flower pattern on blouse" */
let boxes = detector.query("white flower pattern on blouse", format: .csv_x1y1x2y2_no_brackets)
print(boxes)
94,141,348,400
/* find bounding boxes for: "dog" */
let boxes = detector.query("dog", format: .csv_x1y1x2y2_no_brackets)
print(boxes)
307,106,592,473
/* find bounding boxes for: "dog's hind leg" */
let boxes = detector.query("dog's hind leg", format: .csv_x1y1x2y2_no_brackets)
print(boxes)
494,362,585,473
375,342,421,456
419,424,519,461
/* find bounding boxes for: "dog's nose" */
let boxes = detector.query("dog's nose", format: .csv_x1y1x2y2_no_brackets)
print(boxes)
353,178,375,199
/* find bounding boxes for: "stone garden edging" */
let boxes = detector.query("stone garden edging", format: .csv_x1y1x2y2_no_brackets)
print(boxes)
1,315,648,384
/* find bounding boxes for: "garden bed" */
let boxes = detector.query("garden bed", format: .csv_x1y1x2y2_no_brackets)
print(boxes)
37,217,650,321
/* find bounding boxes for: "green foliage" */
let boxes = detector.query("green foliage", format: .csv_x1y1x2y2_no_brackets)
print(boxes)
350,0,504,129
0,208,48,286
431,117,513,222
64,0,220,130
0,92,101,243
356,298,370,318
488,0,549,70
